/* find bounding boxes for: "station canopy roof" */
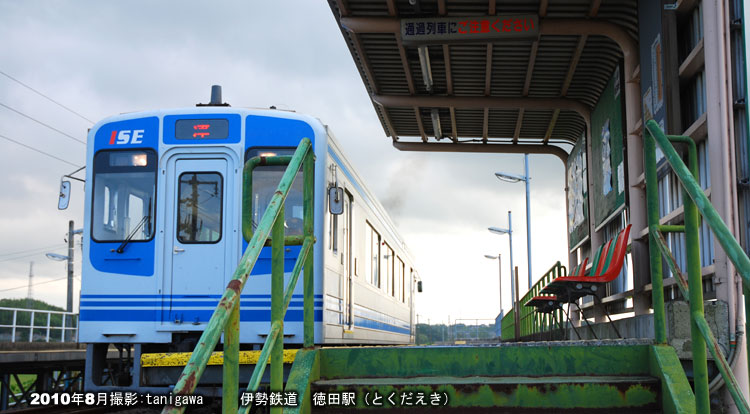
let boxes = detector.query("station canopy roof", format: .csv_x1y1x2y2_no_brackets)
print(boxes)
327,0,638,158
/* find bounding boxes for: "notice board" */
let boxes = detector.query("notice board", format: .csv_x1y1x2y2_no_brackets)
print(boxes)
567,133,589,251
591,66,626,229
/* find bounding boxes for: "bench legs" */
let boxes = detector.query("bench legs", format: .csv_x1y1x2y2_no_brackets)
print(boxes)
571,301,599,340
591,294,622,338
551,311,566,341
562,285,623,340
560,304,582,340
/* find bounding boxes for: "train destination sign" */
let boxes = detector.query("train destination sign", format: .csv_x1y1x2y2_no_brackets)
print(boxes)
175,118,229,140
400,15,538,45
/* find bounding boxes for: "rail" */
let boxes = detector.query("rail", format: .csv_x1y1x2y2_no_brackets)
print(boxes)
500,262,567,341
0,307,78,342
644,119,750,413
161,138,315,414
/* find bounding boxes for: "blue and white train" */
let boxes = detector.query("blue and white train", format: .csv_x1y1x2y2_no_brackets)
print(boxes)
76,88,419,390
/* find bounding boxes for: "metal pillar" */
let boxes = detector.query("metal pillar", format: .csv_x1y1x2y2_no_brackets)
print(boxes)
67,220,74,313
222,303,239,413
644,125,666,345
704,0,743,378
497,254,503,320
270,205,284,414
303,149,315,348
514,266,520,341
524,153,532,290
508,211,515,318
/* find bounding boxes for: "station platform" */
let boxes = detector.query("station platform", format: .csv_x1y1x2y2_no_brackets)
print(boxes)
0,343,119,373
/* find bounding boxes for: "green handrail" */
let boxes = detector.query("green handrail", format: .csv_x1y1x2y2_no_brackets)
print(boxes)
644,119,750,414
500,262,566,340
161,138,315,414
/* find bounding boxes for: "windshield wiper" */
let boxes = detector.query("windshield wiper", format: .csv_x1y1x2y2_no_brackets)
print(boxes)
116,198,152,253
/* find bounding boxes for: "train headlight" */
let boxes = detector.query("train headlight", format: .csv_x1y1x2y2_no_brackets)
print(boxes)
132,154,148,166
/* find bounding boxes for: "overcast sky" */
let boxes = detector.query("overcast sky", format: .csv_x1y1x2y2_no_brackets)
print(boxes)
0,1,568,325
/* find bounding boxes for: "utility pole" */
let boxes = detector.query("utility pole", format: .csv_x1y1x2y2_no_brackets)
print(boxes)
67,220,74,313
26,262,34,308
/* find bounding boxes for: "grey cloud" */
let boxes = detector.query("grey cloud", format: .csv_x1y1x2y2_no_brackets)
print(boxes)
0,1,571,322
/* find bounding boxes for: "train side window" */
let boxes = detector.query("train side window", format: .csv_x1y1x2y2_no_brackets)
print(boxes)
365,222,380,287
384,243,394,296
364,226,371,283
397,257,405,302
177,172,223,243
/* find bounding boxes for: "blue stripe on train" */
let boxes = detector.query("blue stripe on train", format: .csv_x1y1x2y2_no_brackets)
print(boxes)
80,301,324,307
80,309,323,322
353,316,411,335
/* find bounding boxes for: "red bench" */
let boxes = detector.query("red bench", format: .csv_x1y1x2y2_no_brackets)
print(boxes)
525,258,588,313
541,224,631,302
524,224,631,339
524,296,561,314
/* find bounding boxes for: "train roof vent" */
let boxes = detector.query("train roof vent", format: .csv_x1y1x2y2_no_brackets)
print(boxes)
197,85,230,107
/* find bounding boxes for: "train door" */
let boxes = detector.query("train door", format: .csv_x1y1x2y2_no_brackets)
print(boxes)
343,191,354,331
163,157,229,325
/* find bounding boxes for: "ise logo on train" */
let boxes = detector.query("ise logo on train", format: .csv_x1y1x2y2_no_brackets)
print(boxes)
109,124,212,144
108,129,145,145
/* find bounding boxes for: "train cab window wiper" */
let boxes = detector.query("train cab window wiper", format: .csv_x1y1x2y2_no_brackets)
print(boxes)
116,198,152,253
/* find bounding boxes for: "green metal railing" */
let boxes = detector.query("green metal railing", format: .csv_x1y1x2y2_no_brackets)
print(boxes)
644,120,750,413
161,138,315,414
500,262,567,340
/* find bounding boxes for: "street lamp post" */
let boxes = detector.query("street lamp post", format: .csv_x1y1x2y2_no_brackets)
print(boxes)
489,210,515,312
495,153,532,291
484,253,502,338
489,211,517,339
483,254,502,316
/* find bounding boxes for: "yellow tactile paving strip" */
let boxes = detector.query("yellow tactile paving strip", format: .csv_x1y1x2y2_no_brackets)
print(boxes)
140,349,298,367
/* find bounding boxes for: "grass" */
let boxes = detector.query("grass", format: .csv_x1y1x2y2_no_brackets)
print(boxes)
9,374,36,395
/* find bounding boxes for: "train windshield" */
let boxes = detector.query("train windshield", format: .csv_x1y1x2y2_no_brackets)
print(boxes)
91,150,157,242
246,147,304,236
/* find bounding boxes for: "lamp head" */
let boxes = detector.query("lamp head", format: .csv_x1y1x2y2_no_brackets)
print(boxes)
488,226,510,235
46,253,69,261
495,172,526,182
484,254,497,260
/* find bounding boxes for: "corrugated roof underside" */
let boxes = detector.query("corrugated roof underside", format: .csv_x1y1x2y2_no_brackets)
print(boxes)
329,0,636,145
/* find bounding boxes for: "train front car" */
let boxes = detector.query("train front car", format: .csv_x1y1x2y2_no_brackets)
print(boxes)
79,95,418,393
79,104,329,392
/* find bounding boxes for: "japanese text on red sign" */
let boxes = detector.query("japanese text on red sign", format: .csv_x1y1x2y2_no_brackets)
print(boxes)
400,15,538,44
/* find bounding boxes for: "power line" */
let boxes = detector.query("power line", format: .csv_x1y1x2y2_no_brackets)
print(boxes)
0,133,82,167
0,102,86,145
0,247,67,263
0,69,94,124
0,276,68,293
0,243,66,259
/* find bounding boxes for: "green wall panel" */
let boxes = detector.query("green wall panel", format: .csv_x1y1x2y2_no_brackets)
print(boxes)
567,133,589,250
591,65,626,229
